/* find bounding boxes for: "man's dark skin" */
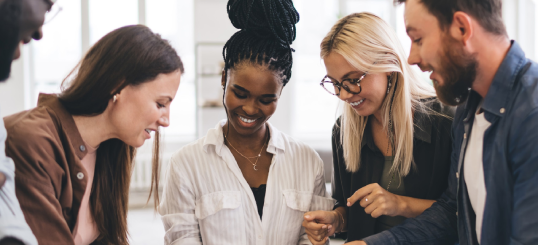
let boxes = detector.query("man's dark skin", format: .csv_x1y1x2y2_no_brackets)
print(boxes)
0,0,53,244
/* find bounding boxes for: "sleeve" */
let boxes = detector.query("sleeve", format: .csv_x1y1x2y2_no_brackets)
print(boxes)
298,146,336,245
509,108,538,244
159,154,202,245
5,124,75,245
362,113,460,245
330,120,347,210
0,138,38,245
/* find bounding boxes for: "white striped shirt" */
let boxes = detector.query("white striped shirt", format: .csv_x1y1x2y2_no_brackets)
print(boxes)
159,120,335,245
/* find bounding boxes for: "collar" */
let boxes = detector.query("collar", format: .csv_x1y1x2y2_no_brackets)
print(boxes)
481,40,528,117
203,119,286,156
361,106,433,150
37,93,88,160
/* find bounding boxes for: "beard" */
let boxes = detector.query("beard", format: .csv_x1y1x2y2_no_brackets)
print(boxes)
0,0,22,82
432,35,478,106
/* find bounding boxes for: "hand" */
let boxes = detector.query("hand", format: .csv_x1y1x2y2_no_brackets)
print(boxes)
302,210,338,245
347,183,402,218
0,173,5,188
344,241,367,245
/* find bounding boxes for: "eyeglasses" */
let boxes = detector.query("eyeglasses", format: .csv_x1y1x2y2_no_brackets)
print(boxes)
320,72,368,96
44,1,62,25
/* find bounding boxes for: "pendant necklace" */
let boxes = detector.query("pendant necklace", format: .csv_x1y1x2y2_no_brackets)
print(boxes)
224,125,269,171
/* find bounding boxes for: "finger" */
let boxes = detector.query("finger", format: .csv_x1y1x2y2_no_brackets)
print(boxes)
359,189,383,208
305,228,328,242
371,205,386,218
307,234,328,245
303,221,327,233
304,212,315,222
347,183,378,206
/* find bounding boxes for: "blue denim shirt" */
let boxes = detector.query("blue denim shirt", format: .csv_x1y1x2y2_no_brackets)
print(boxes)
362,41,538,245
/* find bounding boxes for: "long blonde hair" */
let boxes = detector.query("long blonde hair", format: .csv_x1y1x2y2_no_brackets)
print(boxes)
321,12,436,177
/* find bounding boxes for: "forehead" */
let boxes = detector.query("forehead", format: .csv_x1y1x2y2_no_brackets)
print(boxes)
404,0,441,35
229,65,282,93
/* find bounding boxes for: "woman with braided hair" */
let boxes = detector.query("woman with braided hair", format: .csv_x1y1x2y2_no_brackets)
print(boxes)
301,13,455,245
159,0,334,244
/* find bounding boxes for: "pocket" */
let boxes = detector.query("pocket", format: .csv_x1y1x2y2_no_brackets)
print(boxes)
195,191,246,245
282,189,314,212
195,191,241,220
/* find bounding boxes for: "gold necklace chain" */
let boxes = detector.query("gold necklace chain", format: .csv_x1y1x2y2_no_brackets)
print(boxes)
224,126,268,171
386,119,395,191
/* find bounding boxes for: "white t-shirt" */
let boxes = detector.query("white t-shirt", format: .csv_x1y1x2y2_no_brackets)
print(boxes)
464,105,491,244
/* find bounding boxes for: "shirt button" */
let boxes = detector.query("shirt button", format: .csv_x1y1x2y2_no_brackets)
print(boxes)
77,172,84,180
500,108,505,114
456,172,459,179
79,145,86,152
456,211,458,216
463,133,467,139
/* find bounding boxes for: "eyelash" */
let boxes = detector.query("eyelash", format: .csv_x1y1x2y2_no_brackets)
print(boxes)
234,91,274,105
157,102,165,108
413,38,422,45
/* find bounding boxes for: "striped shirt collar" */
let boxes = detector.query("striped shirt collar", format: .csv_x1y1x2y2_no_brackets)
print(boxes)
203,119,286,156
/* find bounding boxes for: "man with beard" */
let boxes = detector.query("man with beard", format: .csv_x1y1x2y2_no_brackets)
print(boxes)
0,0,53,244
346,0,538,245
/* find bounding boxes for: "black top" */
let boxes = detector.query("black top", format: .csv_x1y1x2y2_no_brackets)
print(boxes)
374,156,407,233
251,184,267,219
332,98,455,242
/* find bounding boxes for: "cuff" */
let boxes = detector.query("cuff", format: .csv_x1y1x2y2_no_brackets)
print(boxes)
362,230,399,245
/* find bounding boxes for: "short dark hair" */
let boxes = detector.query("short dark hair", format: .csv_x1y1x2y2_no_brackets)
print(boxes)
396,0,506,36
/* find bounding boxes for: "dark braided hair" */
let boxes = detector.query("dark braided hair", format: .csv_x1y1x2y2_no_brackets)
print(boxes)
223,0,299,86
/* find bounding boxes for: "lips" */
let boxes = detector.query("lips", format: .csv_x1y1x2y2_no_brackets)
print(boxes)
236,114,260,128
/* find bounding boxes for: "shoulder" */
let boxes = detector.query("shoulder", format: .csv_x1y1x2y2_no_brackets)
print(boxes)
4,106,60,154
421,97,455,119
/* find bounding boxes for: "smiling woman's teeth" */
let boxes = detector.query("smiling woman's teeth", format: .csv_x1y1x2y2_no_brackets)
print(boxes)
350,99,365,107
145,129,151,134
239,116,257,123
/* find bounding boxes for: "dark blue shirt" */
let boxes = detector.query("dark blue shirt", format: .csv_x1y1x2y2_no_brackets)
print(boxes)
363,41,538,245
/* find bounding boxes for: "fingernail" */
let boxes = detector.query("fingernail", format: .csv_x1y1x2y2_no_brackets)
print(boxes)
322,225,327,229
328,225,332,230
305,215,310,219
347,202,351,206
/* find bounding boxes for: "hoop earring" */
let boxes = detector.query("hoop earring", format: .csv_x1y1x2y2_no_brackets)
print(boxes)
113,95,117,103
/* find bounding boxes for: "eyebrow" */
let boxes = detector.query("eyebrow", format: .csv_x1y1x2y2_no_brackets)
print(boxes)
160,95,173,102
341,71,364,80
406,26,417,34
232,84,277,98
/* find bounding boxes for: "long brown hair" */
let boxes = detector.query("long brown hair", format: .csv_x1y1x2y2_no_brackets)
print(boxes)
59,25,183,245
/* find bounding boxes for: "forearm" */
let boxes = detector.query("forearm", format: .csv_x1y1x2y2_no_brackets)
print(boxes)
334,206,347,233
396,196,436,218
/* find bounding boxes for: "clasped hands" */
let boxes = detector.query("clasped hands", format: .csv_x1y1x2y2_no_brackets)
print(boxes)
302,183,405,245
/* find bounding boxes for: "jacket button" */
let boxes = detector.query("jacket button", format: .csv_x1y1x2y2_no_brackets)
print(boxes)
456,211,458,216
463,133,467,139
456,172,459,179
500,108,505,114
77,172,84,180
79,145,86,152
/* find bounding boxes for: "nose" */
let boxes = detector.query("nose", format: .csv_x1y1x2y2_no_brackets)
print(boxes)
407,45,420,66
158,112,170,127
242,100,258,116
32,27,43,41
338,89,353,101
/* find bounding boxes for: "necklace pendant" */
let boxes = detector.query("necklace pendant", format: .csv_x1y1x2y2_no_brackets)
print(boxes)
253,165,258,171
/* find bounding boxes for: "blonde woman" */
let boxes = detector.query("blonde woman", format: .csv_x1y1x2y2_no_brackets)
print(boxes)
302,12,454,244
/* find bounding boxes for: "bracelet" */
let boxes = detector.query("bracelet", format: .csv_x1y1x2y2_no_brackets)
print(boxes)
334,210,346,233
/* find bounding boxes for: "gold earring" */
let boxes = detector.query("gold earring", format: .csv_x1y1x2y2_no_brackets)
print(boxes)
113,95,117,103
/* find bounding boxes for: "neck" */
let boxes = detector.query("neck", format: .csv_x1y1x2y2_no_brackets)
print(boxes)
73,113,115,149
471,36,511,98
223,122,268,151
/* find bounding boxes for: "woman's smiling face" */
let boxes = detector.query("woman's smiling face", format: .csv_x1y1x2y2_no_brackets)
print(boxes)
323,52,390,117
222,64,283,136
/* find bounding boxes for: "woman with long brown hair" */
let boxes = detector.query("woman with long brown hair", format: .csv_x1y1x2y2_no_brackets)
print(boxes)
3,25,183,245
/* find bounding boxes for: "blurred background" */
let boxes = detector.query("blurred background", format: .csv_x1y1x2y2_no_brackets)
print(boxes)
0,0,537,243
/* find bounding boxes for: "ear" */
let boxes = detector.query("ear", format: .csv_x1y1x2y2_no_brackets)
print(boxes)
221,70,227,89
450,11,473,45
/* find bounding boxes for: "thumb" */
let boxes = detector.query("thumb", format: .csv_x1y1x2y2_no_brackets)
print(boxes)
303,212,316,222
